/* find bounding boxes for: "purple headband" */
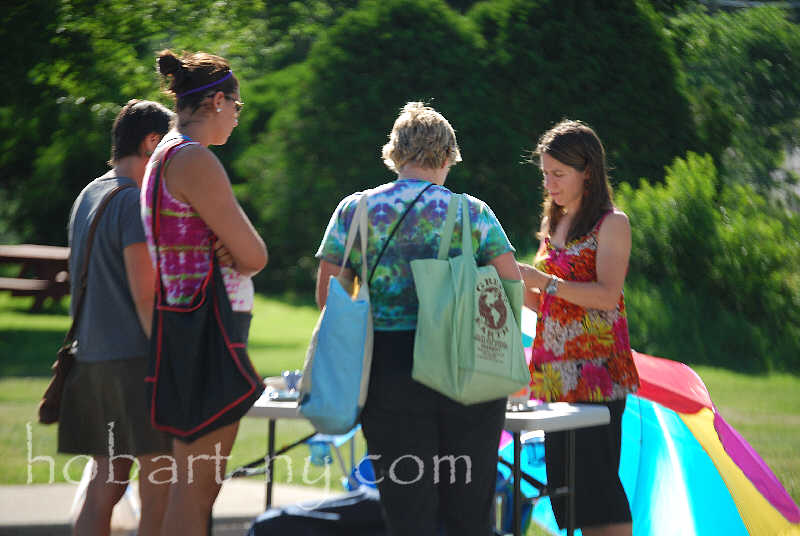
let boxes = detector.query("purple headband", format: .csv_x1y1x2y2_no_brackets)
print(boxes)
177,70,234,98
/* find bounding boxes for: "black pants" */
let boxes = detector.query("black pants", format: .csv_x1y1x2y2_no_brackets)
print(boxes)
360,330,506,536
545,398,631,529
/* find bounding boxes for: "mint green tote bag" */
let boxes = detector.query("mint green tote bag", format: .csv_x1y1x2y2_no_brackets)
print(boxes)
410,195,530,405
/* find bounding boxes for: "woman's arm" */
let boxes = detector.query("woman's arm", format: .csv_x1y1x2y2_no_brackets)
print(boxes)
123,242,155,338
522,218,549,312
524,287,541,311
488,251,522,281
166,145,267,277
518,211,631,311
315,260,355,310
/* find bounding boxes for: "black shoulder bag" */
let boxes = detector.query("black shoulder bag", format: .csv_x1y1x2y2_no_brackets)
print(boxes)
146,140,264,442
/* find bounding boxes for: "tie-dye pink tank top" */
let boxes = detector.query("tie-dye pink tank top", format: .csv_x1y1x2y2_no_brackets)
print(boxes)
141,135,254,312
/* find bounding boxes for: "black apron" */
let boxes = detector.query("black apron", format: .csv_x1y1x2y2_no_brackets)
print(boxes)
146,138,264,443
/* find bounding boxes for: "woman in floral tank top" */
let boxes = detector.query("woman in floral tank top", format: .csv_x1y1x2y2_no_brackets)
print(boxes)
518,120,639,536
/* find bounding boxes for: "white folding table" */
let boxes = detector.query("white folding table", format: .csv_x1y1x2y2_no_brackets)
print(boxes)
504,402,610,536
243,396,609,536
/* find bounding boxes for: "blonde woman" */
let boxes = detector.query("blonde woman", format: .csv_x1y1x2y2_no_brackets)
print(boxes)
315,102,521,535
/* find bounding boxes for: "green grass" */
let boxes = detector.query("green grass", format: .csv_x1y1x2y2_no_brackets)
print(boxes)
0,293,362,491
1,292,798,529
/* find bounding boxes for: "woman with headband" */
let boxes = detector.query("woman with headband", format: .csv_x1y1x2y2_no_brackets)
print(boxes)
141,50,267,534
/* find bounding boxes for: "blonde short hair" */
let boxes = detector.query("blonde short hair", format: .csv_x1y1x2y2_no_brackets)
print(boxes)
381,102,462,172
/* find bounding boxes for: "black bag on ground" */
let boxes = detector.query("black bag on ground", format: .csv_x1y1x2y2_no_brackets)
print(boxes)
248,488,386,536
146,145,263,443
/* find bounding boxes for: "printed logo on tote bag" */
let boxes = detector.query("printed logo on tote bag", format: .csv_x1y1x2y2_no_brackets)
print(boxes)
475,277,512,363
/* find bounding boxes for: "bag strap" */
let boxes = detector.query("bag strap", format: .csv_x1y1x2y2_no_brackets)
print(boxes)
459,195,474,257
368,182,433,284
149,139,199,298
64,183,135,345
435,194,474,260
436,193,461,260
339,194,369,284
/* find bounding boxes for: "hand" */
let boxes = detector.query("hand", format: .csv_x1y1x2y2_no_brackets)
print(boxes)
214,239,234,267
518,262,551,292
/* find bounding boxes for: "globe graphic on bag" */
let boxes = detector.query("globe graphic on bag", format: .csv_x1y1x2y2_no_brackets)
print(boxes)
477,285,507,330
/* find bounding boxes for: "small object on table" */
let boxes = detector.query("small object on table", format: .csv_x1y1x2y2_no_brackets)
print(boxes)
282,369,303,392
507,398,542,413
263,376,300,402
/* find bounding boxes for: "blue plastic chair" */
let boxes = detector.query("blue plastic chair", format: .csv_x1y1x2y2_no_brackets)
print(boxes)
306,424,363,490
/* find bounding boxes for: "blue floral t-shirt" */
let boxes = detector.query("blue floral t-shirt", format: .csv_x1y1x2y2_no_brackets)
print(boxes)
316,178,515,330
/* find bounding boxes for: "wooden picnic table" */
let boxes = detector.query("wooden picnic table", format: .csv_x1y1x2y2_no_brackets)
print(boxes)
0,244,70,312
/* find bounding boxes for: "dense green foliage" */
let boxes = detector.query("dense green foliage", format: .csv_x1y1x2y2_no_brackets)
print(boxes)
0,0,356,245
469,0,696,184
1,0,695,254
237,0,696,290
1,1,800,371
617,153,800,371
667,6,800,189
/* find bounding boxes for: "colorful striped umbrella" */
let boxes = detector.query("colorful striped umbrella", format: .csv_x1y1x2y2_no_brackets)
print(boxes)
502,313,800,535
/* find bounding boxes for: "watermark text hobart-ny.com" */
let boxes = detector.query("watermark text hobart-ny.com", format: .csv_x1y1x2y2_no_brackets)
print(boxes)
26,421,331,488
26,421,473,488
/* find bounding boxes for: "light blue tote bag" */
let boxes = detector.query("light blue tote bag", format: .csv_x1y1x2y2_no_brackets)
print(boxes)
299,194,373,434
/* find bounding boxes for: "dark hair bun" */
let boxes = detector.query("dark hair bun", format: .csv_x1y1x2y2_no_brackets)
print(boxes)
156,50,184,91
157,50,182,76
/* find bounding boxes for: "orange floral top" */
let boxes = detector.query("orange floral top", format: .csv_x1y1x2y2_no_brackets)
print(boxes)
530,212,639,402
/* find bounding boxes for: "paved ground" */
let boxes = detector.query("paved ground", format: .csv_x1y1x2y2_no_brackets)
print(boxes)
0,479,330,535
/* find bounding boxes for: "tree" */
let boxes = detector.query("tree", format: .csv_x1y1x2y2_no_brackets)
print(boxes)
238,0,698,292
238,0,493,290
469,0,697,186
668,6,800,189
0,0,362,245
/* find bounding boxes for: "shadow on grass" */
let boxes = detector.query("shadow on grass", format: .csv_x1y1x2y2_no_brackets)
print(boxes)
268,290,317,308
1,297,70,316
0,294,71,377
0,327,66,377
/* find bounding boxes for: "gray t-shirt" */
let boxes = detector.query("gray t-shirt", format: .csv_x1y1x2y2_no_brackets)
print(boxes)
68,173,148,362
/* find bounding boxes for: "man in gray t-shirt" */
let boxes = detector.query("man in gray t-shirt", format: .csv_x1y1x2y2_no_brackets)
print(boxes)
68,174,148,362
58,99,173,536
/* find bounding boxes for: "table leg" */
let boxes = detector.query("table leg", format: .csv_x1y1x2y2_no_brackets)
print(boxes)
513,431,522,536
266,419,276,509
32,291,48,313
567,429,576,536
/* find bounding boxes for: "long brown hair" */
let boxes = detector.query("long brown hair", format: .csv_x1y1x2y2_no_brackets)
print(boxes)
534,119,614,243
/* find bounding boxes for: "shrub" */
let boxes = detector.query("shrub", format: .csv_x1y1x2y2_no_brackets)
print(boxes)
617,153,800,371
469,0,697,185
239,0,495,291
239,0,698,292
667,6,800,188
